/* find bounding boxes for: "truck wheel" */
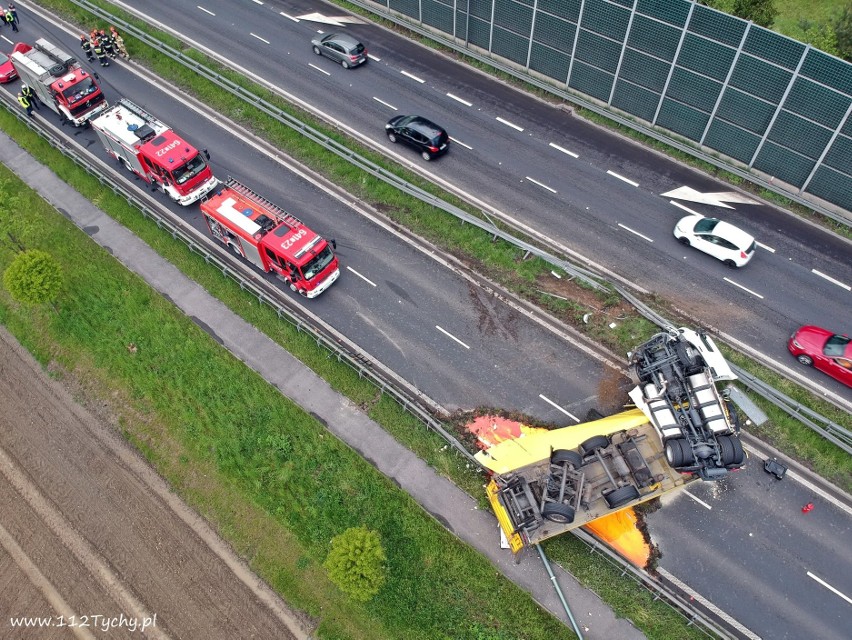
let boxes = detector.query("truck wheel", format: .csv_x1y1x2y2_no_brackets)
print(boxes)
579,435,610,457
551,449,583,469
289,282,298,292
120,157,133,173
604,485,641,509
542,503,575,524
718,435,744,467
665,438,693,467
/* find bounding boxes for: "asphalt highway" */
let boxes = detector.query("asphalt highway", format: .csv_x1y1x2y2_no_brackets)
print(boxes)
4,3,852,638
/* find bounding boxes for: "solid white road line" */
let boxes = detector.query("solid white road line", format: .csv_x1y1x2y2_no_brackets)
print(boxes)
346,266,376,287
436,326,470,350
607,170,639,187
617,223,653,242
549,142,579,158
496,117,524,132
683,490,712,510
723,277,764,299
373,97,397,110
197,6,215,16
525,177,556,194
401,70,425,83
812,269,851,291
669,200,703,217
538,395,580,422
250,33,270,44
807,571,852,605
657,568,761,640
308,64,330,76
449,137,472,150
447,93,473,107
756,242,776,253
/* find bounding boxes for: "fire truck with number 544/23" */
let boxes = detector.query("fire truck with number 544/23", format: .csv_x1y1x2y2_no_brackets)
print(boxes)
90,98,219,206
200,179,341,298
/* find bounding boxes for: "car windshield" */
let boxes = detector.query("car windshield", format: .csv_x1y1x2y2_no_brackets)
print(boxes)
694,218,720,233
170,155,208,185
302,245,334,281
825,334,850,356
62,78,99,104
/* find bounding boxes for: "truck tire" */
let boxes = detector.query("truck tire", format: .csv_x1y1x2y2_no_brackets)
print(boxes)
718,435,744,467
551,449,583,469
579,435,610,457
665,438,693,468
542,503,575,524
604,485,641,509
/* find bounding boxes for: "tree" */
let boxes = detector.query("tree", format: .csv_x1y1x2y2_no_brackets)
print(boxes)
731,0,778,28
835,6,852,62
704,0,778,28
323,526,386,602
3,250,63,306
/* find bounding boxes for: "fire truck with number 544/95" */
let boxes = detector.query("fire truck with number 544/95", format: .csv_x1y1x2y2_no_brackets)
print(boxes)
200,179,340,298
90,98,219,206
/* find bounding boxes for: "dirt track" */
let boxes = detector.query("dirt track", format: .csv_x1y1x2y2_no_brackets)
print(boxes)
0,326,312,639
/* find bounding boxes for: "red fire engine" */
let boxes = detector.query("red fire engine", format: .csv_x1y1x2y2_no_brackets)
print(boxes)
200,179,340,298
90,98,219,206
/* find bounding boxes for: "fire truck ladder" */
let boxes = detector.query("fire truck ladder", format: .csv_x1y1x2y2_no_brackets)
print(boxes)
226,178,303,229
116,98,156,123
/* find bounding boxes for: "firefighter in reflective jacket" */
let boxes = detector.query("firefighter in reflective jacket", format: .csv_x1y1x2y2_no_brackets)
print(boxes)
92,38,109,67
80,34,94,62
17,91,34,117
21,84,39,111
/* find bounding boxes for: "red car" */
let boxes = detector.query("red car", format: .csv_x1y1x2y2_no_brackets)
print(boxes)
788,325,852,388
0,43,30,84
0,51,18,84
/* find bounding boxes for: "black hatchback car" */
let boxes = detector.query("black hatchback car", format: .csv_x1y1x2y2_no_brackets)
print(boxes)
385,115,450,161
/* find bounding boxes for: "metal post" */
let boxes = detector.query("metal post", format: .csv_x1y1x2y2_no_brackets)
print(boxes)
607,0,639,106
536,544,584,639
699,22,751,145
749,45,811,168
799,99,852,193
565,0,587,89
652,0,696,125
488,0,496,53
453,0,457,39
465,0,470,46
525,0,540,71
418,0,422,24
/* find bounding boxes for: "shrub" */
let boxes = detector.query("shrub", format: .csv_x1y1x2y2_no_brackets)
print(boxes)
324,526,386,602
3,249,62,306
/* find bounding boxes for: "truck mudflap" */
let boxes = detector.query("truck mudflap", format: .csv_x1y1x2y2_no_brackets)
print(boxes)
486,480,525,554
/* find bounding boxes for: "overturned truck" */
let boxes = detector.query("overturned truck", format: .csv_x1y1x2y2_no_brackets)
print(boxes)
480,326,744,553
628,327,744,481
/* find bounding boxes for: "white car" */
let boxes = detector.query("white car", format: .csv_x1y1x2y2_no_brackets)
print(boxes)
673,215,756,267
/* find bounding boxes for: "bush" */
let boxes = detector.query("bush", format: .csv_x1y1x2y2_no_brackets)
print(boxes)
324,526,386,602
3,249,62,306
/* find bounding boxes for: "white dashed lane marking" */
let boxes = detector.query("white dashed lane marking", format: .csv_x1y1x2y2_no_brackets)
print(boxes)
723,277,764,299
436,326,470,350
812,269,851,291
496,117,524,132
607,170,639,187
549,142,579,158
618,223,653,242
197,6,215,16
538,395,580,422
447,93,473,107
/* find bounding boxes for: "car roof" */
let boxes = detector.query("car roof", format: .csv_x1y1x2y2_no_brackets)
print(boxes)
324,32,361,47
686,216,754,247
407,116,444,135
